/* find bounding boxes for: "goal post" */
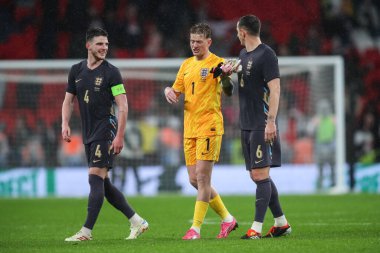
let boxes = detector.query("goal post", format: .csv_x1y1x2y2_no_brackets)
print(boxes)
279,56,346,193
0,56,346,194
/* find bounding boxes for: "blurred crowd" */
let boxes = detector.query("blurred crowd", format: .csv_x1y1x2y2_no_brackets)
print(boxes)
0,0,380,185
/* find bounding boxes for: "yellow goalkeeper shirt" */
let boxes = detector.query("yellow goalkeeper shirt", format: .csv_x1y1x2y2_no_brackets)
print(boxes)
172,53,225,138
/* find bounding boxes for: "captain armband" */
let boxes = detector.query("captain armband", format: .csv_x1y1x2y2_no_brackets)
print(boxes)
111,84,126,96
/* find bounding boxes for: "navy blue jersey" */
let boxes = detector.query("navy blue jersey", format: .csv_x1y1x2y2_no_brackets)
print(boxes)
66,60,124,144
238,44,280,130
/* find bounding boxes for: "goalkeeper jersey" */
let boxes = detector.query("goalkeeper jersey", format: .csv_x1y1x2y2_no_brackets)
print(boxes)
172,53,225,138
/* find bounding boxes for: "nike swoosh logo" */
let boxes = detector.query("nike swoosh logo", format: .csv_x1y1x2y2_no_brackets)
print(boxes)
255,159,263,164
184,72,188,76
93,159,101,163
201,152,209,155
75,79,82,83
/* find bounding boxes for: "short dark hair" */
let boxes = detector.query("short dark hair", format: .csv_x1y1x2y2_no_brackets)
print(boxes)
190,23,212,39
238,15,261,36
86,27,108,42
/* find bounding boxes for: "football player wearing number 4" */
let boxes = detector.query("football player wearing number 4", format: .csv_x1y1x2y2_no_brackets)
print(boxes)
233,15,292,239
62,27,148,242
164,23,238,240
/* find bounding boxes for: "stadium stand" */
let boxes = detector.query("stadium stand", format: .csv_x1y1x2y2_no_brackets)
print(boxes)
0,0,379,174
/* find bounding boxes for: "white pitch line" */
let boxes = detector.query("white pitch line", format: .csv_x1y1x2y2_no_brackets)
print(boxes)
188,219,376,226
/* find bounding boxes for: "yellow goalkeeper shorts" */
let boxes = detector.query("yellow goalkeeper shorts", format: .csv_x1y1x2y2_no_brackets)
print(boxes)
184,135,222,166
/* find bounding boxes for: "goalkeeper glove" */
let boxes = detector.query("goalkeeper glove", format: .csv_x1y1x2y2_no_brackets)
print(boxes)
210,59,241,79
210,62,224,78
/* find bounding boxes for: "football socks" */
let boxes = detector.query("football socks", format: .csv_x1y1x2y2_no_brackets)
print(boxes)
209,194,233,222
254,178,271,223
269,178,284,218
104,177,135,219
84,174,105,229
191,200,209,231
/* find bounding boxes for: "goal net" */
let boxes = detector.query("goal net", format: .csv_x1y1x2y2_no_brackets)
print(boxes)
0,57,346,192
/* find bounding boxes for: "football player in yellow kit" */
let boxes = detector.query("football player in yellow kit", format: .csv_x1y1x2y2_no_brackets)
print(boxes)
164,23,237,240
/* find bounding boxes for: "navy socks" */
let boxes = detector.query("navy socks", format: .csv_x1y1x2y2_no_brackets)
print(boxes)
84,174,105,229
104,177,135,219
254,178,271,223
268,178,284,218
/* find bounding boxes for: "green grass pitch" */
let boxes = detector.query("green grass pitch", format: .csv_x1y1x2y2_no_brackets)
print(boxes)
0,194,379,253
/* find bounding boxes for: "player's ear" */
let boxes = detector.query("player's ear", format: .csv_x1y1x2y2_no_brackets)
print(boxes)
207,38,212,47
241,29,247,39
86,42,90,49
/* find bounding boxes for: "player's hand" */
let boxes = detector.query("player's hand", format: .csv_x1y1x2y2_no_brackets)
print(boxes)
264,121,277,144
221,59,241,76
111,136,123,155
220,60,234,76
164,87,179,104
62,125,71,143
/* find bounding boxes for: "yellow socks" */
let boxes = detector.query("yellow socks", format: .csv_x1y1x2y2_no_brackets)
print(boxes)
209,195,233,222
191,201,209,232
191,196,233,233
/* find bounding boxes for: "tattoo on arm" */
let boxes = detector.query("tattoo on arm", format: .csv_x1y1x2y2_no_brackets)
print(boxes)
267,115,275,122
220,76,234,96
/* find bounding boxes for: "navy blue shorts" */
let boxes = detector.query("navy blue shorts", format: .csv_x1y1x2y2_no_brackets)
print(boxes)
241,130,281,170
85,140,114,169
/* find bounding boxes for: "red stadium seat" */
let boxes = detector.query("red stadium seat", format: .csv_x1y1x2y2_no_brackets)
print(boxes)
57,32,70,58
2,83,17,110
0,109,16,136
38,84,66,127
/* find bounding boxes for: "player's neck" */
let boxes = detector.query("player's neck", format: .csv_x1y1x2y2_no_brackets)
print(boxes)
87,56,104,70
195,50,210,61
245,37,262,52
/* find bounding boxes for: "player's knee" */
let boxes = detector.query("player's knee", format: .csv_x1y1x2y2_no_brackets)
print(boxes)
250,173,266,183
189,177,198,189
250,167,270,182
196,173,210,186
250,173,258,182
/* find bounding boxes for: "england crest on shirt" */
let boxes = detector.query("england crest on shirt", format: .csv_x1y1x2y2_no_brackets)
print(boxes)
94,77,103,91
246,60,253,76
200,68,208,81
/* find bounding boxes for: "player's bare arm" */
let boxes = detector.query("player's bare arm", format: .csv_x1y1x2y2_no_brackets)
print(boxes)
265,78,280,143
164,87,180,104
61,92,75,143
112,93,128,154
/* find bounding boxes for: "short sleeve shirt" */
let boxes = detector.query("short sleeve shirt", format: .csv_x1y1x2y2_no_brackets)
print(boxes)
238,44,280,130
172,53,225,138
66,60,125,144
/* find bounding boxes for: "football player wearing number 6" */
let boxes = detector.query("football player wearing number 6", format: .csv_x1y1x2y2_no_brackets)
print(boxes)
235,15,291,239
164,23,237,240
61,27,148,242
